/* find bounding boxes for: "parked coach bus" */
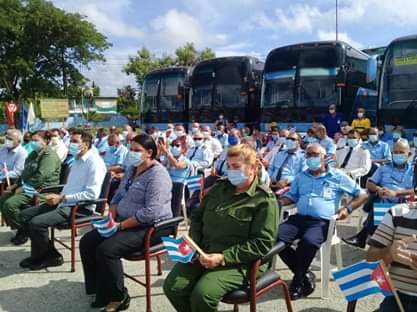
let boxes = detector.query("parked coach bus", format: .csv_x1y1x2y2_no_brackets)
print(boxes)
189,56,264,128
140,66,191,130
370,35,417,138
260,41,372,132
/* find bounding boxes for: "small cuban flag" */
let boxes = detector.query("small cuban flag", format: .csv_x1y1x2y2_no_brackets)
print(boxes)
161,236,195,263
22,182,39,197
333,261,394,302
185,175,203,193
91,213,118,238
374,203,396,226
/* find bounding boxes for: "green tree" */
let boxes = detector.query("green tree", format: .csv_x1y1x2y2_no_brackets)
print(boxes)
0,0,110,100
124,43,216,91
117,85,139,116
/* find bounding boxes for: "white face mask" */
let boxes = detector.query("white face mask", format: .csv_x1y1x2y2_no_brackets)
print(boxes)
50,137,60,146
5,139,14,148
202,131,211,139
175,130,184,137
357,112,364,118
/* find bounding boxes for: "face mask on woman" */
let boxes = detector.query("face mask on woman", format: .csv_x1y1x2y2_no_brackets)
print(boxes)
286,139,297,150
31,140,43,151
227,169,248,186
228,135,239,146
392,132,401,140
357,112,364,118
170,146,182,157
126,151,143,167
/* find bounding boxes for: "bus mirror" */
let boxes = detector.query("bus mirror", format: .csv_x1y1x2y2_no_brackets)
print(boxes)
366,56,378,83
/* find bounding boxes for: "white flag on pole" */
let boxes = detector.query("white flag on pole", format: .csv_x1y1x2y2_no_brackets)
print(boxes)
27,102,36,127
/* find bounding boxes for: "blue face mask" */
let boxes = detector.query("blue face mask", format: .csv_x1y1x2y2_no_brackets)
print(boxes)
272,134,279,141
306,156,322,171
227,169,248,186
194,140,203,147
69,143,80,156
126,151,143,167
392,153,408,166
170,146,182,157
347,138,359,148
108,145,117,153
393,132,401,140
286,139,297,150
228,135,239,146
126,143,131,150
368,135,379,143
413,138,417,147
31,141,42,151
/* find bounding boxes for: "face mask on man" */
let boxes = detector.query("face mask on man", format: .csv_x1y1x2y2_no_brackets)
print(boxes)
194,139,203,147
306,157,322,171
368,135,379,143
228,135,239,146
69,143,80,156
122,131,129,138
227,169,248,186
347,138,359,148
50,136,60,146
202,131,211,139
5,139,14,149
357,112,364,118
286,139,297,150
108,145,118,153
191,127,199,134
413,137,417,147
392,153,408,166
31,140,43,151
392,132,401,140
329,109,336,114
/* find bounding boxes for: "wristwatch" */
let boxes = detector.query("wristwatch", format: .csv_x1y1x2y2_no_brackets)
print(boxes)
345,205,353,214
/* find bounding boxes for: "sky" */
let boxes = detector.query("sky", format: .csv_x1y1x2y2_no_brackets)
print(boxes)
51,0,417,96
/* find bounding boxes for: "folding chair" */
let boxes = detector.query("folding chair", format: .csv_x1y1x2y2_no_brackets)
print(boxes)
44,172,112,272
123,184,184,312
221,242,293,312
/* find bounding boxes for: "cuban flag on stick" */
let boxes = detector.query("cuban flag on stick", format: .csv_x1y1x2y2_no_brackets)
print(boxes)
374,203,395,225
185,175,204,193
333,261,404,311
161,236,196,263
91,213,118,238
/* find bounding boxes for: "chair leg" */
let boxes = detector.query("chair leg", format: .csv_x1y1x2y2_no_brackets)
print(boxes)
71,225,76,272
335,243,343,269
346,300,357,312
156,255,162,276
320,244,331,298
233,304,239,312
278,281,293,312
50,228,55,245
145,254,152,312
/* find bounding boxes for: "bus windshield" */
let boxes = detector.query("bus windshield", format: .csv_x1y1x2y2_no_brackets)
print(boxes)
159,72,185,112
382,40,417,109
192,60,247,109
263,46,341,108
141,75,159,113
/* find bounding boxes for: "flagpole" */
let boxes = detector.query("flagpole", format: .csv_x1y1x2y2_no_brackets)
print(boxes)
379,261,405,312
184,233,208,258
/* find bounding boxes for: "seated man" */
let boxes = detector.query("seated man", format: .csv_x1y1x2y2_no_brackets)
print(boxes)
262,128,289,168
335,129,371,180
268,132,305,191
343,139,415,248
212,128,240,177
103,134,129,171
316,124,336,157
367,202,417,312
214,124,228,148
0,129,28,179
0,130,61,245
202,126,223,159
49,128,68,162
362,127,392,165
277,143,367,300
186,131,214,174
19,131,106,270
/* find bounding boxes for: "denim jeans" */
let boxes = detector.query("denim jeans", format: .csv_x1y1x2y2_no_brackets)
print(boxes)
379,292,417,312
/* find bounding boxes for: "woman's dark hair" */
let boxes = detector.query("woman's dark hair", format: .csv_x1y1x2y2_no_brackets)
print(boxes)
133,134,157,159
32,130,52,143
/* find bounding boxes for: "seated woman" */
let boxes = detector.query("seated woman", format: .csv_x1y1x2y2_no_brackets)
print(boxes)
80,134,173,312
159,138,191,183
163,144,278,312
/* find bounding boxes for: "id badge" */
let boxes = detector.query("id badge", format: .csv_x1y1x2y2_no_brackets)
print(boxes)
323,184,333,200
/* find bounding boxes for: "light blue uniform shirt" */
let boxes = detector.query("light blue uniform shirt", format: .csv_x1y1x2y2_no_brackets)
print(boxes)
94,136,109,154
284,168,364,220
362,140,392,161
319,136,336,156
368,163,415,203
0,145,28,179
186,145,214,170
268,149,306,183
61,149,107,211
167,155,191,183
103,144,128,167
216,133,229,148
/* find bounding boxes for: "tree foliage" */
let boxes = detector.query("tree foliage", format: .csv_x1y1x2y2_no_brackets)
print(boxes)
0,0,111,100
117,85,139,116
124,42,216,87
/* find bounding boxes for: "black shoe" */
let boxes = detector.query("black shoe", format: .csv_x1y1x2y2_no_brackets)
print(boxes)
302,272,316,297
342,231,367,249
91,299,109,309
19,257,35,269
101,293,130,312
29,255,64,271
11,231,28,245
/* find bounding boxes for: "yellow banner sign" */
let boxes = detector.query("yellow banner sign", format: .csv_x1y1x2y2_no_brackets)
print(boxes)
39,98,69,119
394,55,417,66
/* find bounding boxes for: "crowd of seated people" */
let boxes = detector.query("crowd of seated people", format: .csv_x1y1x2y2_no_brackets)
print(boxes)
0,109,416,311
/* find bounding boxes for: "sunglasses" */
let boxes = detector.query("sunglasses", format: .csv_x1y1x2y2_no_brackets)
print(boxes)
286,137,297,141
194,138,203,141
171,144,181,148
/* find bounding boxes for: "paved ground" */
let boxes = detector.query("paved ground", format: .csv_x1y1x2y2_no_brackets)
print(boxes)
0,212,383,312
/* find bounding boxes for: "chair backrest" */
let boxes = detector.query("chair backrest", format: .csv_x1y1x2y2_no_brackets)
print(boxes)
59,163,71,184
171,182,185,217
96,172,112,214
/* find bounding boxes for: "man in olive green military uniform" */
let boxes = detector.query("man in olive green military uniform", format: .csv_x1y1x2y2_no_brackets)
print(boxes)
0,130,61,245
164,144,278,312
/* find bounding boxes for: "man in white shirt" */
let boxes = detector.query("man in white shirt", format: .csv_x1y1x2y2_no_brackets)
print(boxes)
201,126,222,159
19,131,106,271
336,129,372,180
49,128,68,162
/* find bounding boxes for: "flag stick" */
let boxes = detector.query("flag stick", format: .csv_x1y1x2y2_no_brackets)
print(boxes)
184,233,208,258
380,261,405,312
3,162,10,188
